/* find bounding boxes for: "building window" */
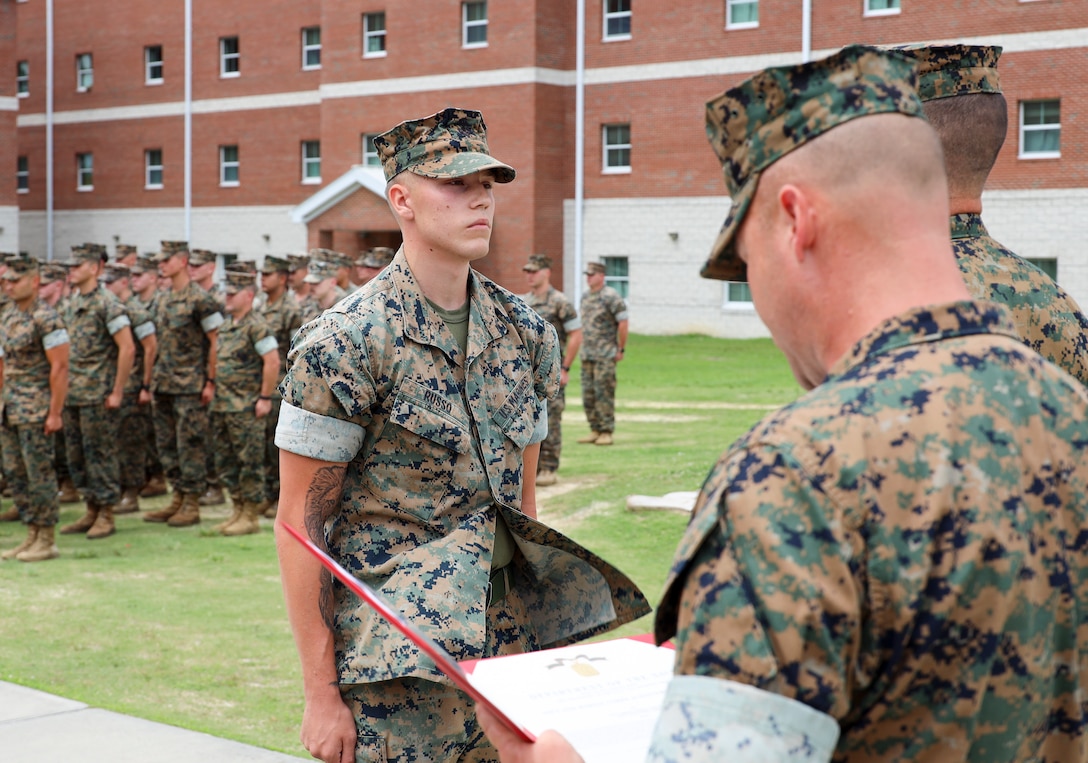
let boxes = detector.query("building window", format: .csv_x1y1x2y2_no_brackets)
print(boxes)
1026,258,1058,281
146,149,163,189
76,53,93,91
77,153,94,190
604,0,631,40
363,12,387,58
723,281,753,307
17,156,29,193
864,0,901,15
220,145,239,186
220,36,240,77
302,141,321,184
145,45,163,84
726,0,759,28
362,134,381,167
1020,99,1060,158
16,60,29,97
463,2,488,48
302,27,321,69
602,123,631,173
603,256,629,298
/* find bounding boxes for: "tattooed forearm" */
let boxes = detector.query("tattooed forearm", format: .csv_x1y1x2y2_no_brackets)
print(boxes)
304,464,346,632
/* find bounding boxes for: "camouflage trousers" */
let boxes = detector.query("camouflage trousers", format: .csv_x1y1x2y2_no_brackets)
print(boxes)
211,411,267,504
539,386,566,473
581,358,617,434
63,402,121,505
152,393,209,495
54,428,70,482
342,583,540,763
0,416,59,526
264,398,282,499
118,393,154,490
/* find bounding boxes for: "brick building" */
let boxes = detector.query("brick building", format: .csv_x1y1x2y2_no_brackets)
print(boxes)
4,0,1086,337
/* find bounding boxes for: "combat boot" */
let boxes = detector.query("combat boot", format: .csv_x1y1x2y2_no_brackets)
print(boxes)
213,495,244,533
17,524,59,562
139,474,168,497
261,498,278,519
1,524,38,560
57,477,81,504
86,504,116,540
222,502,260,536
167,493,201,527
143,490,184,523
576,432,600,444
595,432,614,446
535,470,558,487
0,504,20,522
60,500,99,535
115,488,140,514
198,485,225,506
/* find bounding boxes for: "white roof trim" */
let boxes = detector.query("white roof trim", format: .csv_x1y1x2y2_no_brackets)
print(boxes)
290,165,387,224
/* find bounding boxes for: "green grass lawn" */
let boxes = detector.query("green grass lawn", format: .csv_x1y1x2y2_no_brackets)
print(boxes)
0,333,800,757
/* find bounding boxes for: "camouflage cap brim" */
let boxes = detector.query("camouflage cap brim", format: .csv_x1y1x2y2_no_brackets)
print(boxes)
700,176,759,282
894,44,1002,102
407,152,516,183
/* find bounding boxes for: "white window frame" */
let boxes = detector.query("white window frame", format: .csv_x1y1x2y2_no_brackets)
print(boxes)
863,0,901,16
220,145,240,186
302,26,321,70
602,256,630,298
145,149,163,189
220,36,240,78
302,140,321,184
726,0,759,29
17,156,29,193
603,0,631,41
362,134,381,167
722,281,755,310
76,53,93,92
363,12,387,58
1019,99,1061,159
462,2,488,48
16,60,29,97
602,123,631,174
77,152,94,191
145,45,163,85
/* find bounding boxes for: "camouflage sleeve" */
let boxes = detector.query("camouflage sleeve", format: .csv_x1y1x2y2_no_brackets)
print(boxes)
195,289,225,334
105,293,132,336
275,313,376,463
559,296,581,334
607,289,629,322
39,307,70,349
532,317,561,414
249,316,278,357
670,443,860,722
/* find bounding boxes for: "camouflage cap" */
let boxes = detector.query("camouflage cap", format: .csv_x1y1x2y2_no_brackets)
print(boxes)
1,255,39,280
523,254,553,272
115,243,137,258
150,240,189,263
225,259,257,274
132,253,158,274
100,262,131,283
287,253,309,271
585,261,606,275
701,44,925,282
304,258,339,283
357,246,395,269
374,108,516,184
261,255,291,274
223,270,257,294
188,248,217,266
66,245,102,265
40,262,70,284
82,242,109,262
893,44,1002,102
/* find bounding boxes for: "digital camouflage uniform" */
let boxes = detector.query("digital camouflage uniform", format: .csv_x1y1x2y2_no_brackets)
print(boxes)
256,272,302,502
579,281,627,436
151,279,224,495
211,307,278,504
134,274,165,481
0,297,70,527
61,281,131,507
117,295,156,493
523,283,580,473
278,251,649,761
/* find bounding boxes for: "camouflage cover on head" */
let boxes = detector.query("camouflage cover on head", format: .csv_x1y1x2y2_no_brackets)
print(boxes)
223,270,257,294
895,44,1002,102
522,254,552,272
225,259,257,274
39,262,70,284
702,44,925,282
132,253,157,273
82,242,109,261
2,255,39,280
189,248,217,266
261,255,291,274
358,246,395,269
304,258,339,283
115,243,137,258
150,240,189,263
585,261,606,275
286,253,309,271
66,245,101,265
100,262,130,283
374,108,516,184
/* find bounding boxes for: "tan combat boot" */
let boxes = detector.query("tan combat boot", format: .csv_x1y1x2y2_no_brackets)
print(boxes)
167,493,201,527
86,504,116,540
222,502,260,536
0,504,20,522
57,478,81,504
198,485,225,506
60,500,99,535
143,490,184,523
576,432,600,444
17,525,59,562
115,488,140,514
595,432,614,446
213,495,244,533
261,498,278,520
535,470,558,487
139,474,168,497
1,524,38,561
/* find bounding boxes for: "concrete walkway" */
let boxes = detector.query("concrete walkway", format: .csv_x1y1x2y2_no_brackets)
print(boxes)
0,681,302,762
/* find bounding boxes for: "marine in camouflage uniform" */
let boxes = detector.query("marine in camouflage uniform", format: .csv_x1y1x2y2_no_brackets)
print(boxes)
895,44,1088,388
131,254,167,495
0,257,70,562
276,108,649,763
522,254,582,484
210,271,279,536
145,241,224,527
578,261,628,445
257,255,302,516
190,248,227,507
298,253,348,324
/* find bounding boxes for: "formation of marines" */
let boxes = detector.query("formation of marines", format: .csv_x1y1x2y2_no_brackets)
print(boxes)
0,242,394,562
